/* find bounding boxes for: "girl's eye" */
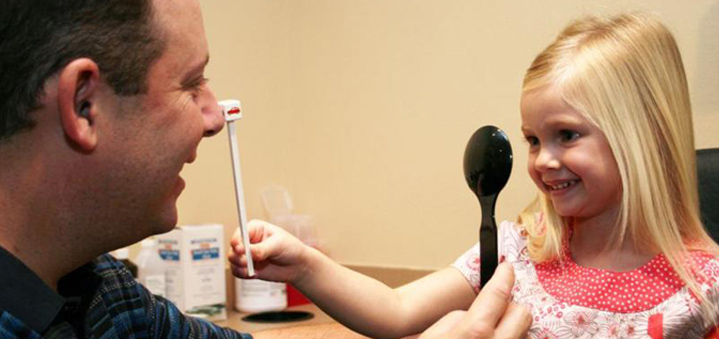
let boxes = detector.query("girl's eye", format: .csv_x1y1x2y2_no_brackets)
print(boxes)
525,135,539,146
559,129,579,142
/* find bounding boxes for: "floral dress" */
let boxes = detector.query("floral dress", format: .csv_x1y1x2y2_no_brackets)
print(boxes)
452,221,719,338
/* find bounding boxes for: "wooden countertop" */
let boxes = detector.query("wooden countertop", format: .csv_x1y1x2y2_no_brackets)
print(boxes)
216,264,432,336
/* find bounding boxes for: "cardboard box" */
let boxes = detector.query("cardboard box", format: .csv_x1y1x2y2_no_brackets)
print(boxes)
156,224,227,321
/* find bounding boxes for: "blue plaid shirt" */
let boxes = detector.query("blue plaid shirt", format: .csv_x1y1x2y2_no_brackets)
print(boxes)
0,247,252,339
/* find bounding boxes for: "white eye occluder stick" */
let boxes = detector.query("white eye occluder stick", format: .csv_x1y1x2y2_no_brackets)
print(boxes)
219,99,255,277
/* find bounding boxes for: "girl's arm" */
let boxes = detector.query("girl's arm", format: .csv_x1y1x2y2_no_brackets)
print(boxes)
229,220,476,338
296,249,476,338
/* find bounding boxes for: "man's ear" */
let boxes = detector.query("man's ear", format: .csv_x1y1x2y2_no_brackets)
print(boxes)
57,58,101,152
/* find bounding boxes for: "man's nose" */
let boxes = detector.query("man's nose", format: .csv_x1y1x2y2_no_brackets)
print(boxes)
202,88,224,137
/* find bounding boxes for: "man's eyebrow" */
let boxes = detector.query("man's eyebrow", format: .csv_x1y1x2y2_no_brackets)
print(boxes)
184,55,210,79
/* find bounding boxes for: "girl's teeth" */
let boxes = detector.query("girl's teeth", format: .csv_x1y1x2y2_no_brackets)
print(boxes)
550,181,575,190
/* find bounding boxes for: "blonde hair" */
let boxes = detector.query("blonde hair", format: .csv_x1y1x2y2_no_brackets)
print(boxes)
518,13,719,321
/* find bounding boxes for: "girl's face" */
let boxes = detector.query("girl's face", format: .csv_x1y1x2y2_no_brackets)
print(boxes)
520,86,622,220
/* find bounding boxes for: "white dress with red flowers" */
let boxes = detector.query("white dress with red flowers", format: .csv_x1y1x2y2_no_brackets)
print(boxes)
452,221,719,338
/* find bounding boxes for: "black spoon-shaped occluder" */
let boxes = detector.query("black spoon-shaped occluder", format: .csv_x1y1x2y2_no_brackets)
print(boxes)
463,125,513,288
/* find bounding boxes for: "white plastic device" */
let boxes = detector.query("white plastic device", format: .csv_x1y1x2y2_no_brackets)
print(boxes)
219,99,255,277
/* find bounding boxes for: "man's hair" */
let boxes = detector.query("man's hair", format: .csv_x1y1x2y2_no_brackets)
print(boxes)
0,0,166,140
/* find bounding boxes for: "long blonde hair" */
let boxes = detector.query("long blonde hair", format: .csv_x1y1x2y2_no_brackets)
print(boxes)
518,13,719,320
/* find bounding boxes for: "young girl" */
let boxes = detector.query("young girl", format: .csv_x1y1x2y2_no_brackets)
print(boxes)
229,13,719,338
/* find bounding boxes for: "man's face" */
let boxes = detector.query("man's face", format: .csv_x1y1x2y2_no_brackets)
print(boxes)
99,0,224,239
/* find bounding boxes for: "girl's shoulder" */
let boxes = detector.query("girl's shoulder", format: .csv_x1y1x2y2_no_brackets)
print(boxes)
498,220,530,260
498,219,525,234
686,250,719,286
451,220,531,293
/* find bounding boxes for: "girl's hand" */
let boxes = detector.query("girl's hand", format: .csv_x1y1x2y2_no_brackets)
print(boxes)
228,219,311,283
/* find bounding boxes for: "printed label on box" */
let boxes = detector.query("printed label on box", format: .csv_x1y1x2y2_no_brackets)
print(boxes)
155,225,227,321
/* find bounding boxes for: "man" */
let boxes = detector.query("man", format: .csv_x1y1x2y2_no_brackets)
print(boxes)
0,0,249,337
0,0,528,337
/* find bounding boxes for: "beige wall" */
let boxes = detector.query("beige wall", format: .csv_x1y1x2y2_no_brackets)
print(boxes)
175,0,719,270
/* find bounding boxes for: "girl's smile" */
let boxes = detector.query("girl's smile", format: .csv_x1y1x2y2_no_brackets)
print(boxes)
545,178,580,194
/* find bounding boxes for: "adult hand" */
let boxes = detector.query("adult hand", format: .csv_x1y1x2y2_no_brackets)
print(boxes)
418,263,531,339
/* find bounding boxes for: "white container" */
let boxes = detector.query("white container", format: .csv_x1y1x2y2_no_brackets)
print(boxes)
235,278,287,313
135,238,167,297
156,224,227,321
111,247,138,277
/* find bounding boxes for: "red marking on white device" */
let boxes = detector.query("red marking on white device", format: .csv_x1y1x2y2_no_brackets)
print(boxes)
219,100,243,121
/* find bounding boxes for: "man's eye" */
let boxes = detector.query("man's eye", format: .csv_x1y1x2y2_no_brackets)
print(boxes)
186,77,209,93
559,129,579,142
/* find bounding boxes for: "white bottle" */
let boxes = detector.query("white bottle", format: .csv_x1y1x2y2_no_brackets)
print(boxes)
235,278,287,313
136,238,167,297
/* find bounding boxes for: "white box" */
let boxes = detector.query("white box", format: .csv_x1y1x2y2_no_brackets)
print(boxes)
156,224,227,321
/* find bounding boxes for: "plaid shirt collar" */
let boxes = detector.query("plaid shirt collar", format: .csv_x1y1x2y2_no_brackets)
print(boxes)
0,245,101,334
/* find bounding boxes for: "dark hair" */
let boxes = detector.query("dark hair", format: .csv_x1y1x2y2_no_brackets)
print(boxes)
0,0,166,140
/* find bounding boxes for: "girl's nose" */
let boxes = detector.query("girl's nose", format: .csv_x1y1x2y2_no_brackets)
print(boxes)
534,147,561,172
